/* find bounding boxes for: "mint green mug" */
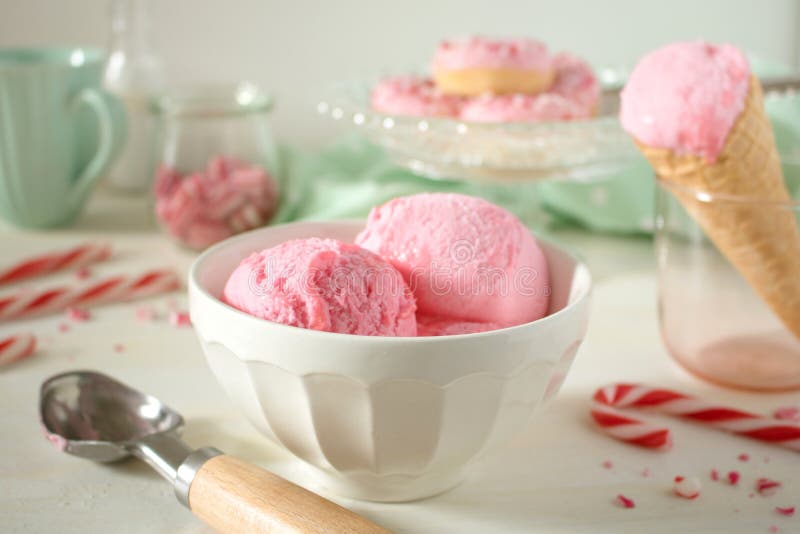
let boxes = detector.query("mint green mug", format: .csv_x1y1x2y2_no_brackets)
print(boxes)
0,48,126,228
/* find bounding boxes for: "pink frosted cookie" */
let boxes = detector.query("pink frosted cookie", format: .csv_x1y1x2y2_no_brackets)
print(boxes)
431,36,555,96
371,76,463,117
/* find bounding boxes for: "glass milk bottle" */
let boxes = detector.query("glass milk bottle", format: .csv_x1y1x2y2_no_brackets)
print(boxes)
103,0,165,193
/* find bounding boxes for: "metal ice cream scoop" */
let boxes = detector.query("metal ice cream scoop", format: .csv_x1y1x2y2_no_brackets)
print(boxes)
40,370,388,534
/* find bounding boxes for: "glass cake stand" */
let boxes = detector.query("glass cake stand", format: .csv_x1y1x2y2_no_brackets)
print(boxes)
318,70,638,184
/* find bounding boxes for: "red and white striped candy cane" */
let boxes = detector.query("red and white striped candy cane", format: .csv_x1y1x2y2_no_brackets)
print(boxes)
0,269,180,321
0,333,37,367
0,243,111,286
591,383,800,453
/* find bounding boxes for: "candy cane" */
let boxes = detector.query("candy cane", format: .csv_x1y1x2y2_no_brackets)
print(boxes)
0,270,180,321
0,243,111,286
0,333,37,367
591,383,800,452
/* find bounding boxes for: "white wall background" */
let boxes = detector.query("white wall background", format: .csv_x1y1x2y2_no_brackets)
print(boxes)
1,0,798,147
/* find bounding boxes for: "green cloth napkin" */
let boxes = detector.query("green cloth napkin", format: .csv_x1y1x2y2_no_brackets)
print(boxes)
273,58,800,234
273,136,547,228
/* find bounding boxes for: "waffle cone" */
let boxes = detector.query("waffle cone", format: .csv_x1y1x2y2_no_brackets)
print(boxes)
636,76,800,339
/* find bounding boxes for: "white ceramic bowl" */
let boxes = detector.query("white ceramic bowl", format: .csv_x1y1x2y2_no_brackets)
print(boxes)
188,221,591,502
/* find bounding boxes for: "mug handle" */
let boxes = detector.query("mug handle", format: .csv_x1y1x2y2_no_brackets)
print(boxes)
68,88,126,207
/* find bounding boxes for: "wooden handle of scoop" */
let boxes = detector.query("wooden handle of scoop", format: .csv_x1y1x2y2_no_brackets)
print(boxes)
188,454,390,533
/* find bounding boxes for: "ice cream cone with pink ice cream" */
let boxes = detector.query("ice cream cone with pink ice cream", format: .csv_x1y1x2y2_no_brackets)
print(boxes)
620,41,800,338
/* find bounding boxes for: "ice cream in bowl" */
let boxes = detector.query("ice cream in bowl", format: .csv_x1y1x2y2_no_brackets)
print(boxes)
188,193,591,501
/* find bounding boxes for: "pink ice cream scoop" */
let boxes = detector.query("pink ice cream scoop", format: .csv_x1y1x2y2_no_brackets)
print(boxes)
416,315,502,337
355,193,550,328
223,238,417,336
619,41,751,162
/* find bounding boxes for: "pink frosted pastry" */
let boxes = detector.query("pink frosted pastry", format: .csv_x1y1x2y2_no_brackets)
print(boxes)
550,53,600,113
460,93,584,122
154,156,279,251
356,193,550,328
460,53,599,122
431,36,555,96
223,238,417,336
371,76,463,117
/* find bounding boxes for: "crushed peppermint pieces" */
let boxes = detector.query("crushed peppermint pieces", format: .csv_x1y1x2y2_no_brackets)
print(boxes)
641,467,650,478
66,307,91,322
756,478,782,496
57,323,70,333
774,406,800,422
113,343,125,353
673,476,701,500
727,471,741,486
738,453,750,462
775,506,795,517
710,469,720,482
135,305,157,322
615,494,635,509
602,460,613,469
168,310,191,328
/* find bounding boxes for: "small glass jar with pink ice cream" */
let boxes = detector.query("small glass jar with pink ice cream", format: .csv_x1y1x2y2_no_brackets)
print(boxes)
152,83,280,251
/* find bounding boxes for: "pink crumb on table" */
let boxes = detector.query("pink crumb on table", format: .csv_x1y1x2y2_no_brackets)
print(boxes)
756,478,782,496
710,469,720,481
57,323,70,333
775,506,795,517
135,306,157,322
615,494,635,509
769,526,780,533
738,453,750,462
44,430,68,452
66,307,91,322
727,471,741,485
74,266,91,280
774,406,800,422
641,467,650,478
602,460,613,469
113,343,125,353
673,476,701,500
168,310,191,328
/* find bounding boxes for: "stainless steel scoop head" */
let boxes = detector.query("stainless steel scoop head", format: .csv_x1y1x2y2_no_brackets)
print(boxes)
40,370,184,462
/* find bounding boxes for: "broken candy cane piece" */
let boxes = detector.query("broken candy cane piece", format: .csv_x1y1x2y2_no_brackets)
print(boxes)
756,478,782,496
673,476,701,499
168,310,191,328
615,494,635,509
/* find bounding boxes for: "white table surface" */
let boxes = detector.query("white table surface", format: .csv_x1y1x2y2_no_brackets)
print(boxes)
1,189,798,534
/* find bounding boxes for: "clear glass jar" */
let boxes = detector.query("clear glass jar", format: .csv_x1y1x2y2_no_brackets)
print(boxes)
655,178,800,391
152,83,279,250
